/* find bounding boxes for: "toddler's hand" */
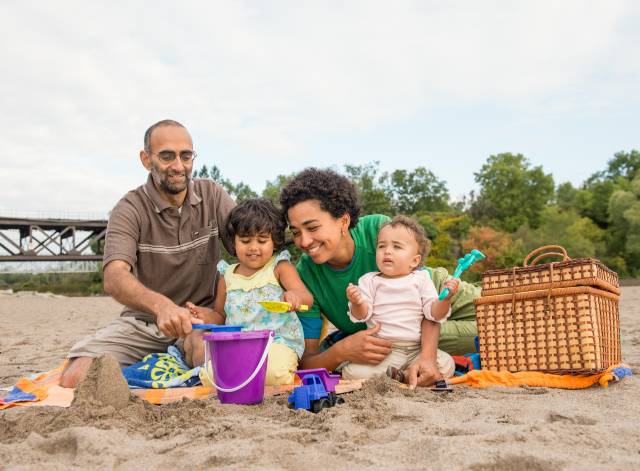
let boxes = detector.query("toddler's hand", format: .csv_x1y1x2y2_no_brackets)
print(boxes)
441,278,460,301
346,283,365,306
282,291,301,311
185,301,216,323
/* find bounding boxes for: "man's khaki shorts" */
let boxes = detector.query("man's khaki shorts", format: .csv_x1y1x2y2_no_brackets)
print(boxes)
67,317,177,366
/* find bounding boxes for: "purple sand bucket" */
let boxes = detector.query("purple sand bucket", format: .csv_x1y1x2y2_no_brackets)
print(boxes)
203,330,274,404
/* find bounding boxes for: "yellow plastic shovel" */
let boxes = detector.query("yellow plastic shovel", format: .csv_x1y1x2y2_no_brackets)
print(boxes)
258,301,309,313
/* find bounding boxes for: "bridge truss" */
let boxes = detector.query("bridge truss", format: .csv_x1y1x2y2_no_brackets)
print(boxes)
0,217,107,263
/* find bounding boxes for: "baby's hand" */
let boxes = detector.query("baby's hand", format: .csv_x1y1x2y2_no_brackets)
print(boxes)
282,291,301,311
441,278,460,301
346,283,365,306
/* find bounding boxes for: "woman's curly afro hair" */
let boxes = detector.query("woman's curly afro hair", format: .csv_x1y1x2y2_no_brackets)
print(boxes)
279,168,362,229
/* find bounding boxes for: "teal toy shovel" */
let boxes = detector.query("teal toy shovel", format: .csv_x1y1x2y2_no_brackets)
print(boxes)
438,249,486,300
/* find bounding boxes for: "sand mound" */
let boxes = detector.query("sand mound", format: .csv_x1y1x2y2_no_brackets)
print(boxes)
71,355,130,411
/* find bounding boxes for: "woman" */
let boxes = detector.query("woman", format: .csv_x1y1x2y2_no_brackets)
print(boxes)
279,168,479,387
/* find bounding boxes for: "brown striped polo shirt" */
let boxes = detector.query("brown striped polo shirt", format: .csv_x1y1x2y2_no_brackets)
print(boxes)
103,174,236,323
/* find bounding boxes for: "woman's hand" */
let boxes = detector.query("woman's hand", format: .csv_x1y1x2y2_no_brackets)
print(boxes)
338,323,392,364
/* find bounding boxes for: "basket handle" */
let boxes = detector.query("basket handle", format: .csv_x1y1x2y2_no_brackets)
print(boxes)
523,245,570,267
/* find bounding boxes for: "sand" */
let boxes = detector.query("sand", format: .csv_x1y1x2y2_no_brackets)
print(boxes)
1,288,639,470
71,355,130,411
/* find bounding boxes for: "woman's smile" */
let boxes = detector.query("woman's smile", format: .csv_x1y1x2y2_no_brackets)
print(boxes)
287,199,354,268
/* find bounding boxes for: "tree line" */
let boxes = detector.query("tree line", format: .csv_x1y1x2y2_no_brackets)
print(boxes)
196,150,640,278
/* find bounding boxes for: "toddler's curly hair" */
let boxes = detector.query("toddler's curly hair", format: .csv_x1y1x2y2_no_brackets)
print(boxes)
226,198,286,255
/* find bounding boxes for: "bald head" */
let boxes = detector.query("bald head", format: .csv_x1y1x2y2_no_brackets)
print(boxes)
143,119,188,154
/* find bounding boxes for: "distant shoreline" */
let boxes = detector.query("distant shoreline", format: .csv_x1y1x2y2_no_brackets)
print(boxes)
620,278,640,286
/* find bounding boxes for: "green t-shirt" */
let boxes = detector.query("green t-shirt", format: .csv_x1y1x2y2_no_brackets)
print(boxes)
296,214,389,336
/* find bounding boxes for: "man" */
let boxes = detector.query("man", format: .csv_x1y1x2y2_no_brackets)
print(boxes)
60,119,235,388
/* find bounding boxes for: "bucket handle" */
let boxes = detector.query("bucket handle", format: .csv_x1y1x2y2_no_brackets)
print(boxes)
203,332,274,393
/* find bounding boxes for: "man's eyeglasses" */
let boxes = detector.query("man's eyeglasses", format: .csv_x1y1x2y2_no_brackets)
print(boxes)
152,150,197,164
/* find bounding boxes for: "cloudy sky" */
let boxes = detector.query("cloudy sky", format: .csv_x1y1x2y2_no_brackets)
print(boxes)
1,1,638,218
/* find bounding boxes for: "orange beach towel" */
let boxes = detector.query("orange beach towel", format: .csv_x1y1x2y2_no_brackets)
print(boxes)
0,367,364,409
449,364,632,389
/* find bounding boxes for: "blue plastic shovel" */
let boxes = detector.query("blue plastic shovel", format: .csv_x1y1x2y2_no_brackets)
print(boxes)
191,324,242,331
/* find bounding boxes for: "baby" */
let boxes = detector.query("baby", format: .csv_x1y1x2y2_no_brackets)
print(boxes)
344,215,459,383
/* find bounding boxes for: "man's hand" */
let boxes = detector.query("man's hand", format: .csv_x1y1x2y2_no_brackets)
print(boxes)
346,283,365,306
404,355,443,389
338,323,392,365
156,303,202,338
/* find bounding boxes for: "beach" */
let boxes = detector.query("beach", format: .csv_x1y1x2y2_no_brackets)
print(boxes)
1,288,639,470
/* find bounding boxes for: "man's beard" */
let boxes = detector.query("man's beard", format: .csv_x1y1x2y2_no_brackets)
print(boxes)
151,164,191,195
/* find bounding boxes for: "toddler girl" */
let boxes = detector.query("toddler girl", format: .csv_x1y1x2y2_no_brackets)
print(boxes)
190,198,313,386
344,215,459,383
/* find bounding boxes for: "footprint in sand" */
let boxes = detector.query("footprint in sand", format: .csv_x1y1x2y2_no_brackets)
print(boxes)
470,455,558,471
27,429,80,458
547,412,598,425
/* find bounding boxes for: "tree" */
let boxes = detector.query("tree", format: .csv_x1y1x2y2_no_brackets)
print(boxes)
229,182,258,202
471,153,554,232
262,174,293,206
556,182,581,212
420,212,472,273
195,164,223,182
382,167,450,214
513,206,605,261
343,162,392,215
195,164,210,179
579,150,640,227
461,226,525,275
608,174,640,275
194,164,257,202
593,150,640,182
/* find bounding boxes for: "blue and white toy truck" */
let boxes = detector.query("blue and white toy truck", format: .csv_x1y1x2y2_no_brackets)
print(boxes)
288,368,344,413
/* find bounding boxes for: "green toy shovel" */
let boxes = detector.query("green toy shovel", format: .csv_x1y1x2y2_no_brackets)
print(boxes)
438,249,486,301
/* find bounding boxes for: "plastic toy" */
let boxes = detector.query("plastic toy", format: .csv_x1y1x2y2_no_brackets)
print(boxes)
438,249,486,300
258,301,309,313
288,368,344,413
452,354,481,376
191,324,242,331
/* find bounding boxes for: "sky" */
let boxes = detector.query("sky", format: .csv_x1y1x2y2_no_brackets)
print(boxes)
1,1,638,218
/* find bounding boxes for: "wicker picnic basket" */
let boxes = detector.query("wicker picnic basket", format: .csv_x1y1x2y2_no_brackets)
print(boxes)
475,246,621,374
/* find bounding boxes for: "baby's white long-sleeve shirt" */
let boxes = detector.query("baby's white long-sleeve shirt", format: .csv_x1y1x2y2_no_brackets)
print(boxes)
347,270,450,342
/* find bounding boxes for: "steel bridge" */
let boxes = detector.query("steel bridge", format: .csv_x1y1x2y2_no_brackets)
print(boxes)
0,217,107,262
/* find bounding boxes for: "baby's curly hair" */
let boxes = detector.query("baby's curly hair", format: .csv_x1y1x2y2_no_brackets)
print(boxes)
226,198,286,255
279,168,361,228
380,215,432,264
